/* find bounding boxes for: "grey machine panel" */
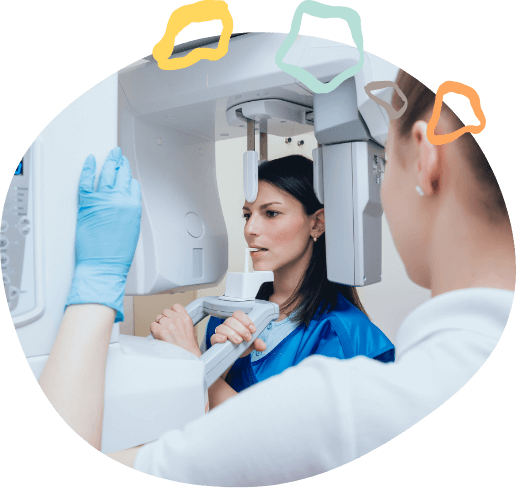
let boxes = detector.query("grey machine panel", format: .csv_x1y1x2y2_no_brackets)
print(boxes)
313,77,385,287
2,159,29,312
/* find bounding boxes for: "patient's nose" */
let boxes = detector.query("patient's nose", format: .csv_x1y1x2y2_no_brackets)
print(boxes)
245,214,261,237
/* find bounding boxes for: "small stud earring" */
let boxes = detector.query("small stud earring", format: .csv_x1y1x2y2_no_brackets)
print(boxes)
415,185,425,196
313,236,318,242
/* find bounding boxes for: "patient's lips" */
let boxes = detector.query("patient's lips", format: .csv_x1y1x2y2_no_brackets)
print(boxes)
249,246,268,256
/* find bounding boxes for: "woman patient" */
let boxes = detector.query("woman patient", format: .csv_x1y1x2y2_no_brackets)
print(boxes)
151,155,394,408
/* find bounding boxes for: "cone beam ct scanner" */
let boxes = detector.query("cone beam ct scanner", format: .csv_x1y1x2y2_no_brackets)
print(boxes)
3,33,397,452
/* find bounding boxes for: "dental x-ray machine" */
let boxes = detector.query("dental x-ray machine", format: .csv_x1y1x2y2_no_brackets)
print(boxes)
4,33,397,452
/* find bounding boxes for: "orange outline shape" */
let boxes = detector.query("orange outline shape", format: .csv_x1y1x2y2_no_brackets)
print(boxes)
153,0,233,71
427,81,486,145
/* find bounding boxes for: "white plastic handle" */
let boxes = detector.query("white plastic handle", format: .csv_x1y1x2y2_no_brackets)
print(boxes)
147,297,279,388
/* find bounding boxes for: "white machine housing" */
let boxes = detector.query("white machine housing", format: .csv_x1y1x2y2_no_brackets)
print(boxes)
5,33,398,453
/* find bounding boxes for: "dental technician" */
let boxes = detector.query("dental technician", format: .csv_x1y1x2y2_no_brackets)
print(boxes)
39,69,515,486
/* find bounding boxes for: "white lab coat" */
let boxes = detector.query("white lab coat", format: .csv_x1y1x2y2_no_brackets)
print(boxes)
134,288,513,486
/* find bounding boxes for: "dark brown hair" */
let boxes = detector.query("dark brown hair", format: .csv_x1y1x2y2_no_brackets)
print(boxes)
392,69,507,220
255,155,368,325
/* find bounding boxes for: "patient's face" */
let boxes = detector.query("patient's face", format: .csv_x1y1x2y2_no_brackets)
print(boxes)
243,181,313,274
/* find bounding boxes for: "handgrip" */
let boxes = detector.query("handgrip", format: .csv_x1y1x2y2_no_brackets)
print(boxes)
185,297,210,326
186,297,279,388
149,296,280,388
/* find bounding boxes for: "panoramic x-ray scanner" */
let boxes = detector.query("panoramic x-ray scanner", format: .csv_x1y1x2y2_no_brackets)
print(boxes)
3,33,397,452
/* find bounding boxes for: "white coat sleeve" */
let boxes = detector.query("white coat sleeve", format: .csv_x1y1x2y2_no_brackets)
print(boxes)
133,324,499,486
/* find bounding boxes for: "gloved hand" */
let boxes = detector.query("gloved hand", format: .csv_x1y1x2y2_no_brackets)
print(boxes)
65,147,142,322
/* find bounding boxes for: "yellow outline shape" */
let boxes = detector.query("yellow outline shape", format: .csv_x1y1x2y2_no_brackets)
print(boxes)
427,81,486,145
153,0,233,71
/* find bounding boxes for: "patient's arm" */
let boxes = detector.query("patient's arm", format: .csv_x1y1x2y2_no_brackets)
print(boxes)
207,377,238,409
206,311,267,408
106,445,142,467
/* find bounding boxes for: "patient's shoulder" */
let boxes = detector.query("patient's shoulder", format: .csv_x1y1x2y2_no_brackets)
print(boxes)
322,294,373,330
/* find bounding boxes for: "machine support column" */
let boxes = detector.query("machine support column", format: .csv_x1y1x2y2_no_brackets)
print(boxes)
247,119,255,152
259,118,268,162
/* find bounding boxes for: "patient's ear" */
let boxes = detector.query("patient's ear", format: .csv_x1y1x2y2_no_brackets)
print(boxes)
312,209,325,233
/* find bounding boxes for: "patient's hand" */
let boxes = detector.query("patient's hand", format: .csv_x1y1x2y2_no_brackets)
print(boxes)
151,304,202,357
210,311,267,358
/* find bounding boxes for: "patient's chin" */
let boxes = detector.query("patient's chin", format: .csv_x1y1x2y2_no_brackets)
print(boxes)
252,261,271,272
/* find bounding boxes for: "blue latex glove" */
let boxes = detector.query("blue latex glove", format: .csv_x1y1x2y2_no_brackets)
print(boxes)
65,147,142,322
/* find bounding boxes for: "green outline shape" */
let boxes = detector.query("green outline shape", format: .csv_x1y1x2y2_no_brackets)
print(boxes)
275,1,364,94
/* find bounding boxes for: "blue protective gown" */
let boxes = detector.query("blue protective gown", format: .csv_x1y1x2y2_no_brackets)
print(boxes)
205,293,395,393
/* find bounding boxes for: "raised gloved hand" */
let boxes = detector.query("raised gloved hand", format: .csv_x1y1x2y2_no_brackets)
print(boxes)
65,147,142,322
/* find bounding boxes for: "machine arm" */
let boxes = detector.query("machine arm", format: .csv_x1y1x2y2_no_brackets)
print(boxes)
185,297,279,388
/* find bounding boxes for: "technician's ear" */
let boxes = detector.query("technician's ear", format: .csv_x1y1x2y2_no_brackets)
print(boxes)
311,208,325,234
412,121,441,196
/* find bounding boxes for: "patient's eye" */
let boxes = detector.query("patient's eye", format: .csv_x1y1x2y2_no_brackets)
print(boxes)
243,210,278,221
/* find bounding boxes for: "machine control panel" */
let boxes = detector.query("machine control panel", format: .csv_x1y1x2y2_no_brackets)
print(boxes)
372,155,385,184
1,153,39,323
